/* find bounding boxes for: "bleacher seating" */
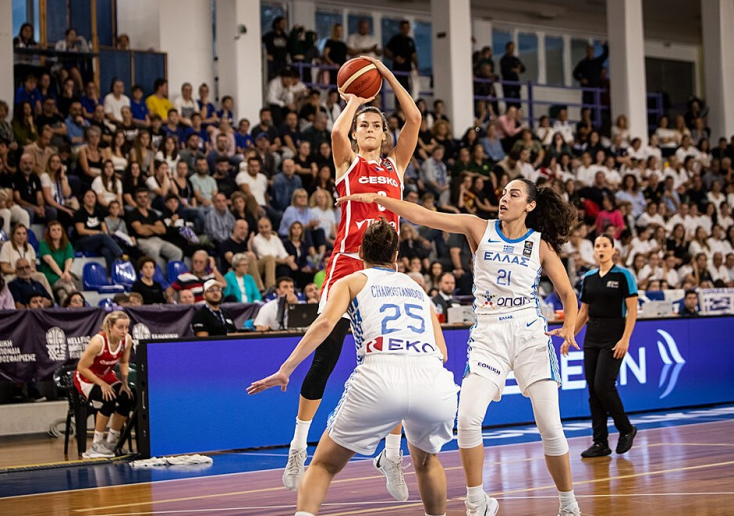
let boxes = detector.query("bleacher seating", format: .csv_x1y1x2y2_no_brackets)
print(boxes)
82,263,125,294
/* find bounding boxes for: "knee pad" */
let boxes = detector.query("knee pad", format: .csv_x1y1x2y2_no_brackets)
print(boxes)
98,399,116,418
114,390,133,416
541,432,569,456
456,402,486,449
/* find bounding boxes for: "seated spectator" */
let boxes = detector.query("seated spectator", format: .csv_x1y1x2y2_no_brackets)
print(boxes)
303,282,320,304
191,279,236,336
205,192,236,246
271,158,302,213
253,132,279,177
420,145,450,206
65,101,91,149
179,131,203,171
163,109,188,145
36,98,67,146
155,135,180,172
118,106,139,149
0,276,14,309
121,161,145,210
310,163,336,196
40,152,76,229
129,130,154,176
103,79,130,126
234,118,254,155
8,258,53,309
0,223,51,292
166,249,224,304
178,289,195,305
104,200,141,261
230,190,258,231
173,82,197,127
62,291,86,308
74,189,125,271
24,292,49,310
278,188,326,256
170,161,197,207
279,110,303,158
92,160,123,209
301,113,330,153
431,271,461,320
129,84,150,127
128,291,143,305
223,252,262,304
80,81,101,119
126,188,183,271
13,153,56,223
131,256,166,305
12,101,37,147
236,155,270,213
39,220,79,304
108,130,128,174
309,189,337,249
220,219,263,289
217,96,235,127
284,221,316,289
190,156,218,210
251,217,292,289
678,289,700,317
54,28,89,91
159,194,204,258
448,231,473,295
212,156,238,198
595,195,625,239
293,140,317,184
145,78,173,122
78,126,106,183
398,223,431,272
207,132,233,175
145,160,173,210
253,276,298,331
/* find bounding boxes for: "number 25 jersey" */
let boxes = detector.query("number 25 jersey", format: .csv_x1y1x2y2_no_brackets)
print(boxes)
347,268,442,365
473,220,543,317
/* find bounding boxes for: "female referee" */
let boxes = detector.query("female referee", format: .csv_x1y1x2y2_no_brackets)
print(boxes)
74,311,134,458
283,55,421,499
576,234,639,458
340,178,583,516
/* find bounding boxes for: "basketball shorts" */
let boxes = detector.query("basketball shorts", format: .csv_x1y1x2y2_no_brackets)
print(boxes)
327,355,459,455
465,311,561,401
319,253,363,314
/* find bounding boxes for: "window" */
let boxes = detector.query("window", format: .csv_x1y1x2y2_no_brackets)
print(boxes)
492,29,513,65
381,17,402,50
12,0,40,42
518,32,538,83
315,10,343,51
571,38,590,86
347,14,372,36
413,20,432,75
593,39,609,68
261,3,287,39
545,36,565,86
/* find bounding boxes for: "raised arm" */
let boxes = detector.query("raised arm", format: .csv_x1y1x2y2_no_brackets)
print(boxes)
331,95,365,176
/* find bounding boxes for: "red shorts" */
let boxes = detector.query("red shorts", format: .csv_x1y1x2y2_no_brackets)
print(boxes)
319,253,364,312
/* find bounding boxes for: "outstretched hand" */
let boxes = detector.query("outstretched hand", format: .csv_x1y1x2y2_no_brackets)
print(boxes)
246,370,290,395
335,193,379,207
546,326,580,356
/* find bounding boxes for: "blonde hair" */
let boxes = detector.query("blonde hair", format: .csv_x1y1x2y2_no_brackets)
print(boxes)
101,310,130,336
309,188,333,211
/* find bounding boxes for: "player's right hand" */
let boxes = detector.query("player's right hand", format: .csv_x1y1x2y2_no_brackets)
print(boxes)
339,91,376,106
100,382,116,401
336,193,378,206
246,371,290,395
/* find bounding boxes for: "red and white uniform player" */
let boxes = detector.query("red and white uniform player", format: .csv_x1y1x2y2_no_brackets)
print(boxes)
74,331,129,398
319,155,403,312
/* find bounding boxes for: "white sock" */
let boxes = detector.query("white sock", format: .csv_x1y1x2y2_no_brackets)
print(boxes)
93,430,105,444
290,418,311,451
559,490,577,509
385,433,401,461
294,512,315,516
467,485,486,505
107,428,120,444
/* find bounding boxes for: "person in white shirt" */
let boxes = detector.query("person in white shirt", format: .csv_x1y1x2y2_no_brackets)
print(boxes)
322,89,342,132
173,82,197,127
725,253,734,284
236,155,269,208
660,254,680,288
346,19,382,59
266,70,307,127
575,152,600,187
251,217,294,289
626,227,659,266
710,252,730,284
636,202,665,229
643,134,663,162
103,79,130,126
253,276,299,331
552,108,575,145
675,135,702,165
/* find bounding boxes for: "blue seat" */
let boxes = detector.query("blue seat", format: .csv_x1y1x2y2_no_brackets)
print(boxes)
153,264,170,289
83,263,125,294
27,229,39,253
111,260,137,290
645,290,666,301
98,298,116,308
0,229,7,243
166,260,188,282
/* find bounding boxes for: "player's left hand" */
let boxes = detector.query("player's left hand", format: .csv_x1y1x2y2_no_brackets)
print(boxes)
612,339,630,359
546,327,580,356
336,193,378,206
247,371,289,395
360,55,390,77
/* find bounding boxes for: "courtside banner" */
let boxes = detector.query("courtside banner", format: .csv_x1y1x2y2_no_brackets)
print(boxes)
139,315,734,457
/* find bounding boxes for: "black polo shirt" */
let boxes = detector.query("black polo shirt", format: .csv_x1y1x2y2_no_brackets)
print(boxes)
579,265,638,319
12,173,42,205
126,208,162,239
191,305,237,336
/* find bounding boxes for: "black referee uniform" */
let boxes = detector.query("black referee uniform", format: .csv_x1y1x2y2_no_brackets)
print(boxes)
579,265,638,452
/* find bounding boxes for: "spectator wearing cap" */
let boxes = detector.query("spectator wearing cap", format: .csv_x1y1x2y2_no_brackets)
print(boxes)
271,158,302,213
191,279,236,337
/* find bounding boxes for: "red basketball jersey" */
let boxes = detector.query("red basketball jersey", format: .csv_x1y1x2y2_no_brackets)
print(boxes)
74,331,127,393
333,155,403,256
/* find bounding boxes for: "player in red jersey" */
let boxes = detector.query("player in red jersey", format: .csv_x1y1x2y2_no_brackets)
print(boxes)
74,311,134,459
282,56,421,501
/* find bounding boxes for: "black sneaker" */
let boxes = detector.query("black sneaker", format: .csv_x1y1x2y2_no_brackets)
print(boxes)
580,442,612,458
616,426,638,454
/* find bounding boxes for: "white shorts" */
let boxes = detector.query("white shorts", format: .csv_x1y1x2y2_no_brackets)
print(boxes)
465,311,561,402
327,355,459,456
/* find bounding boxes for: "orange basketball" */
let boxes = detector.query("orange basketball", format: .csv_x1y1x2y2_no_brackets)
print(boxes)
337,58,383,99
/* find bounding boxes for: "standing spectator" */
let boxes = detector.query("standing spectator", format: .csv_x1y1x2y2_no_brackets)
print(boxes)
131,256,166,304
103,79,130,126
38,220,78,304
384,20,417,90
262,16,289,81
166,249,224,304
322,24,348,86
74,189,124,271
251,217,293,289
205,192,236,246
191,279,237,336
346,18,382,59
13,153,56,223
8,258,53,309
500,41,525,109
145,78,173,122
223,252,262,304
126,188,183,271
573,43,608,108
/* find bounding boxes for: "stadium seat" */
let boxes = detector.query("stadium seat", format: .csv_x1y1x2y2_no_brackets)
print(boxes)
111,260,137,290
0,229,7,243
82,263,125,294
166,260,188,282
153,264,170,289
27,228,39,252
98,298,116,308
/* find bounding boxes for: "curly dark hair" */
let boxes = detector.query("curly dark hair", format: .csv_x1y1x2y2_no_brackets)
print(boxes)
517,178,576,254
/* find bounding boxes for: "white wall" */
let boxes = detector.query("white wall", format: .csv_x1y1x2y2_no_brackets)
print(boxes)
116,0,161,51
0,0,13,115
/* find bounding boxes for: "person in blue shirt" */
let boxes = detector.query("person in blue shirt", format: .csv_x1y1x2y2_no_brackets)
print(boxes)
223,252,262,303
217,96,235,127
129,85,150,127
15,74,42,114
80,81,102,119
163,109,189,146
235,118,254,154
271,158,302,213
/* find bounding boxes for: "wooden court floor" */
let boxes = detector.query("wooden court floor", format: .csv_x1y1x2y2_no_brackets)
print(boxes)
1,419,733,516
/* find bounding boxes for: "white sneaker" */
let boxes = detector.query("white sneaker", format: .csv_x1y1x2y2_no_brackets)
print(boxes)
465,493,499,516
282,447,307,491
558,505,582,516
373,449,409,502
82,441,114,459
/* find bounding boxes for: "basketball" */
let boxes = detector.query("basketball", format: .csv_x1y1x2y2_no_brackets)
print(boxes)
337,57,383,99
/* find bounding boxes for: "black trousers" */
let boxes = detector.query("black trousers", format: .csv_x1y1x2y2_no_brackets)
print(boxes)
300,318,351,400
583,319,634,446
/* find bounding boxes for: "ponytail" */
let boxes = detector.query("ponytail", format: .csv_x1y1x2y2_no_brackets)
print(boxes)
519,178,576,254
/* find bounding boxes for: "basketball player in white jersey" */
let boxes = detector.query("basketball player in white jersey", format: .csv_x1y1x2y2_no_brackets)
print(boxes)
248,220,458,516
283,55,420,499
340,178,583,516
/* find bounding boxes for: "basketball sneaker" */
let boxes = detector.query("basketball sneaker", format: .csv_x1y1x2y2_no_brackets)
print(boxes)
104,440,129,455
465,493,499,516
558,504,582,516
373,449,409,501
82,441,114,459
282,447,308,491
